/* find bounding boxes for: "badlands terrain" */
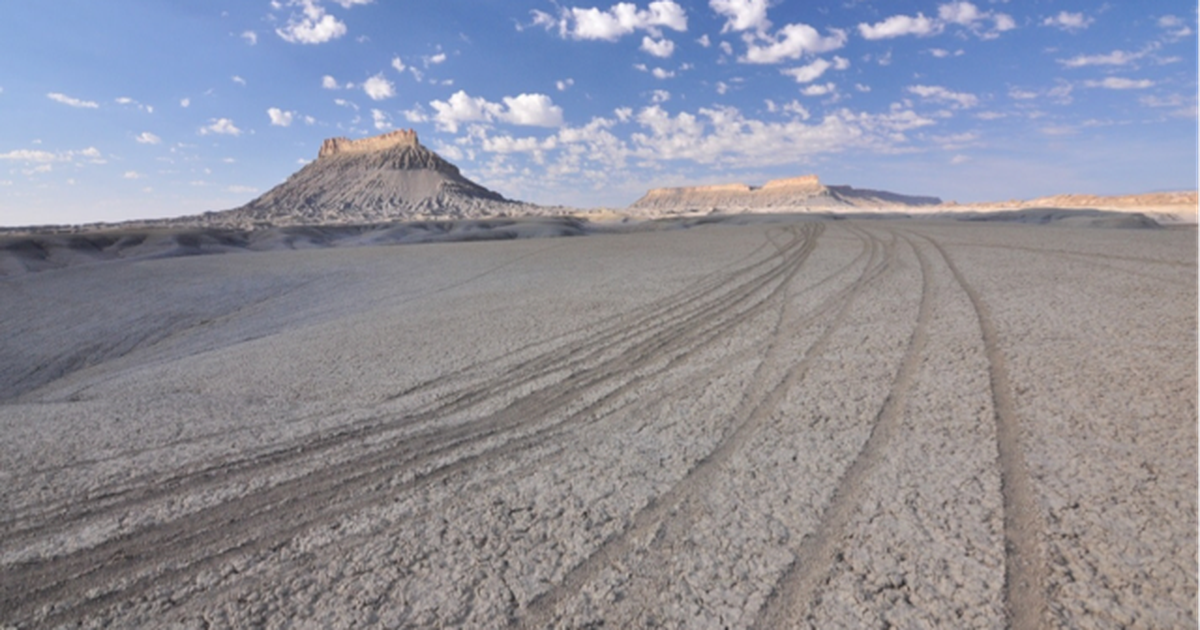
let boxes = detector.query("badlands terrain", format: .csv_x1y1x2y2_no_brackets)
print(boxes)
0,214,1195,628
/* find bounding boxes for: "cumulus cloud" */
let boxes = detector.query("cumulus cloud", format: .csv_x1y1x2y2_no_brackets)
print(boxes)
430,90,564,132
135,132,161,144
276,0,348,44
47,92,99,108
123,170,143,179
267,108,296,126
800,83,836,97
1085,77,1154,90
115,97,153,113
709,0,770,34
907,84,979,108
1042,11,1093,32
0,147,104,165
1158,15,1193,40
391,56,406,72
362,73,395,100
372,109,392,130
242,30,258,45
537,1,688,41
742,24,847,63
180,98,190,108
781,56,848,83
651,89,671,103
1058,49,1144,68
651,67,675,79
199,118,242,136
859,13,939,40
641,36,675,57
322,75,340,89
556,78,575,91
859,2,1013,40
232,75,247,86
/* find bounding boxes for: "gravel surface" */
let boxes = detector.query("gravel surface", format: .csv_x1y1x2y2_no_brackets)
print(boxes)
0,218,1194,628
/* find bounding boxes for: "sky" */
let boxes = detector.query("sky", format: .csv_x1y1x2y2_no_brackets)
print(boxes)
1,1,1196,227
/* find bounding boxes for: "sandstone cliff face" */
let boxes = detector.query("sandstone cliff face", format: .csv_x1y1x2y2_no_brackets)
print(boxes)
215,130,534,227
629,175,941,212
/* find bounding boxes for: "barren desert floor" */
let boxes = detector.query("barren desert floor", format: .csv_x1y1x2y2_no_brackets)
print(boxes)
0,218,1195,629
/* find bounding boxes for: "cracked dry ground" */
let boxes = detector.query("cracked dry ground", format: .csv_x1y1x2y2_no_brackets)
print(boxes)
0,219,1194,629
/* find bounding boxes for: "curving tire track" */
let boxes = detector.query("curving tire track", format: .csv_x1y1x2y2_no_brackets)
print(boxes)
919,232,1049,630
0,224,828,627
517,225,896,628
751,229,935,628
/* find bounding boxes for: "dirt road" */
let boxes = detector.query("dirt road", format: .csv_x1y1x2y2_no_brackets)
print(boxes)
1,218,1194,628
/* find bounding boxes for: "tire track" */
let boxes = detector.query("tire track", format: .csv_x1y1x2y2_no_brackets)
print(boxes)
517,225,893,628
0,225,825,627
919,233,1049,630
753,230,934,629
0,227,802,540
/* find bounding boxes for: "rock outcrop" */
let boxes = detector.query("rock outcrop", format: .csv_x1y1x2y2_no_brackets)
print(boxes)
630,174,941,213
211,129,533,228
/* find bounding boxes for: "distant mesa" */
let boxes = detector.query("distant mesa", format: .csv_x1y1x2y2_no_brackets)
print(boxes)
215,129,530,228
630,174,942,212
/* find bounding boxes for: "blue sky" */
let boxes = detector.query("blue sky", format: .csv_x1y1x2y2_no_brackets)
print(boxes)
1,1,1196,226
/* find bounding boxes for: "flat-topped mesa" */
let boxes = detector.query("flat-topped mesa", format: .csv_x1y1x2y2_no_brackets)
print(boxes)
318,129,420,159
760,174,823,192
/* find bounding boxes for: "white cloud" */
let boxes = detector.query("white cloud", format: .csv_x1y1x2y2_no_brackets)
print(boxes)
651,67,675,79
1008,88,1038,100
556,78,575,91
180,98,190,108
135,132,161,144
425,52,447,66
641,36,676,57
800,82,835,96
854,83,871,92
1085,77,1154,90
362,73,395,100
267,108,295,126
547,1,688,41
950,154,970,165
697,34,711,47
710,0,770,34
372,109,392,130
116,97,153,113
322,75,340,89
0,149,59,163
391,56,406,72
742,23,847,63
859,13,939,40
651,89,671,103
232,75,247,86
430,90,564,132
501,93,565,127
276,0,348,44
227,185,259,194
860,2,1012,40
199,118,242,136
1158,15,1193,40
908,84,979,108
242,30,258,45
330,0,372,7
622,104,935,165
1058,49,1143,68
0,147,105,166
1042,11,1093,32
781,56,848,83
123,170,143,179
47,92,99,108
